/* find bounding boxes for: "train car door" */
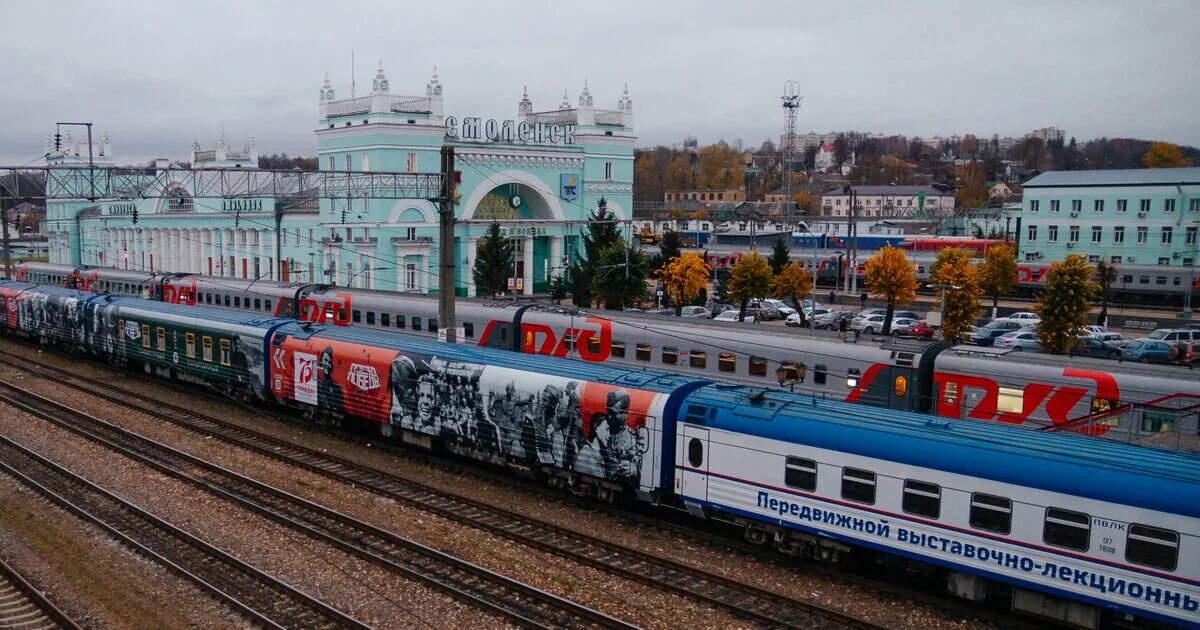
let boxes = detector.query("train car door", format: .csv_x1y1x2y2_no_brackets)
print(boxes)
676,424,710,507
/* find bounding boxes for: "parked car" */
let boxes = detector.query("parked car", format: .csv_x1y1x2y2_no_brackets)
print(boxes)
746,300,782,320
1094,332,1128,347
995,311,1041,325
855,308,886,320
1178,323,1200,331
1082,325,1110,338
1072,335,1122,359
642,308,675,316
622,307,644,313
678,305,711,318
908,320,938,339
971,321,1024,346
995,331,1043,352
890,317,922,337
1160,329,1200,344
1121,339,1174,363
851,314,888,335
763,299,797,318
813,311,854,330
713,310,745,322
787,307,832,327
798,299,824,311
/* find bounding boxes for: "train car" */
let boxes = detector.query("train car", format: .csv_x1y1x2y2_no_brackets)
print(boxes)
674,387,1200,628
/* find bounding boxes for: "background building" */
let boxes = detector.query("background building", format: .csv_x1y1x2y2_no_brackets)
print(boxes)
820,185,954,218
1018,167,1200,266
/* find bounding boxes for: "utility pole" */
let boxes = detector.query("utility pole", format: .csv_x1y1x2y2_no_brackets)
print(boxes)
781,81,801,222
1,203,10,280
274,206,283,281
438,146,457,343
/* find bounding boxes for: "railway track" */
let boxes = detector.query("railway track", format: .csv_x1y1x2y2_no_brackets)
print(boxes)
0,376,634,630
0,557,81,630
0,348,878,629
0,432,366,629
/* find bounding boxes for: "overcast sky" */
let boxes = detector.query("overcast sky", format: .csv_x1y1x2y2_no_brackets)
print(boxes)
2,0,1197,164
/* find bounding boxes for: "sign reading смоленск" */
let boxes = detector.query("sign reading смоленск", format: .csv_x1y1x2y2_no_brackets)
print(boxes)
445,116,576,146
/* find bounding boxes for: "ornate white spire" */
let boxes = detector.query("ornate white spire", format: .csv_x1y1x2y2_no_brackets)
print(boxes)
578,79,593,107
193,138,201,151
320,73,334,101
518,85,533,117
559,90,570,110
372,61,389,93
426,65,442,97
618,82,633,112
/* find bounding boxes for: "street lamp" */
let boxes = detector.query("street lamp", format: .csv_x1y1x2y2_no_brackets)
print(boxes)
1182,220,1198,318
799,223,820,339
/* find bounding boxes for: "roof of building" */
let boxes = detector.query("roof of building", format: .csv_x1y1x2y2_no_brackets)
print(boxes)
1024,167,1200,188
821,185,951,197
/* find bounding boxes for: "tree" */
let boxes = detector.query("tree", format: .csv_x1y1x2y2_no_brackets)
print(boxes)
569,198,622,307
727,251,773,322
1034,255,1097,354
863,245,918,334
832,135,850,169
979,244,1017,316
767,236,791,275
472,223,513,298
929,248,981,344
592,241,649,310
712,266,731,304
655,253,711,316
658,230,683,270
1142,142,1195,168
772,262,812,324
693,142,743,190
954,161,988,210
1095,260,1117,327
792,191,819,216
550,273,566,304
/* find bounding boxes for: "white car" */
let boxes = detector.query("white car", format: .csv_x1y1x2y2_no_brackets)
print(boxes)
764,299,797,317
851,314,887,334
713,310,745,322
890,317,920,336
995,311,1041,325
1082,325,1109,337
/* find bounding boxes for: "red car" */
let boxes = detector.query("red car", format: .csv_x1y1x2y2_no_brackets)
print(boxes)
908,320,937,339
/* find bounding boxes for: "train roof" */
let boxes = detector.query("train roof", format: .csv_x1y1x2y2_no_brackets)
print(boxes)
687,385,1200,517
102,294,291,328
289,321,711,395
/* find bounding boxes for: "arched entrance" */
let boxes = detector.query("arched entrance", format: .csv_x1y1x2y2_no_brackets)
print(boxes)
464,181,565,297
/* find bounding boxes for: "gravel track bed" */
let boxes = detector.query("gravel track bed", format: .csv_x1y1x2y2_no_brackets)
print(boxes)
0,395,502,630
0,474,239,629
2,340,992,629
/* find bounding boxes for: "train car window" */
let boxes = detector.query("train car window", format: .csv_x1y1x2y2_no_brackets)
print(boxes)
141,325,151,349
464,323,475,339
586,335,600,355
396,315,405,329
224,295,231,307
943,382,959,405
718,353,736,372
784,457,817,491
689,351,706,369
611,341,626,358
254,299,261,310
841,468,876,504
156,327,166,351
429,319,438,335
846,367,861,388
412,317,422,332
381,313,390,327
1122,274,1133,284
969,494,1012,534
814,364,827,385
779,361,805,383
352,309,362,323
234,296,241,308
1090,397,1118,415
205,293,212,304
1044,508,1090,551
997,387,1023,414
902,480,941,519
636,343,651,361
202,337,213,362
662,347,678,365
185,333,196,358
749,357,767,376
366,312,376,325
219,339,231,366
687,438,704,468
1125,524,1178,571
893,375,908,398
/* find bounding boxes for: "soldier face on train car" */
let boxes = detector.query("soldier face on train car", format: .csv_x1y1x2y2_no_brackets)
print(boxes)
320,347,334,379
607,389,631,429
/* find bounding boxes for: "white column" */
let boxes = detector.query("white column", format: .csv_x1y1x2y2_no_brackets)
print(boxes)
549,235,562,282
466,237,479,297
522,236,534,296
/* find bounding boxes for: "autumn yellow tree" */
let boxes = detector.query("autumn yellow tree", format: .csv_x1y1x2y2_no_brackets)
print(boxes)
1142,142,1195,169
694,143,744,190
727,251,773,322
863,245,918,334
929,247,982,344
1034,255,1097,354
792,191,819,216
979,243,1017,317
655,252,712,316
955,160,988,209
772,262,813,323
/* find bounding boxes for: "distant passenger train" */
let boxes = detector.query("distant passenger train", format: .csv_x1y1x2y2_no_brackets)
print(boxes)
2,280,1198,628
10,262,1200,451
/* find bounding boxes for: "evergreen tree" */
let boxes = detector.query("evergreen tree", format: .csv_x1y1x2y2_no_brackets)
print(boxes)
593,241,649,310
568,197,622,307
767,236,791,275
658,230,683,269
550,273,566,304
472,223,513,298
712,266,731,304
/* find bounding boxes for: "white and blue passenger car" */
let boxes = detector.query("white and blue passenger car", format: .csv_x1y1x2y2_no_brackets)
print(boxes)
673,387,1200,628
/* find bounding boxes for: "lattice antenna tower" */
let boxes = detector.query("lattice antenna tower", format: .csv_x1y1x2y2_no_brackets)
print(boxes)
781,80,802,221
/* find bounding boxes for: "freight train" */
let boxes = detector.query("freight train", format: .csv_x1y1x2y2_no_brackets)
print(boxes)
1,281,1197,628
11,262,1200,448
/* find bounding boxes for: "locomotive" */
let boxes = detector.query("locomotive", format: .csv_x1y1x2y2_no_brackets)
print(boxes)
12,262,1200,449
1,280,1197,628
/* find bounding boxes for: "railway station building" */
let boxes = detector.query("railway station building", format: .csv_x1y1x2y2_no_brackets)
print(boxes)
43,65,636,297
